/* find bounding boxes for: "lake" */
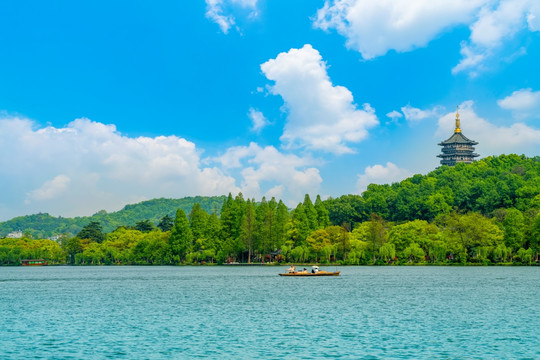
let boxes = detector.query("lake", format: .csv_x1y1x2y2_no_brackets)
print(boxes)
1,266,538,359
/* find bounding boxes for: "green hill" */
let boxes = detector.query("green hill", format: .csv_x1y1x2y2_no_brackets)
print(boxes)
0,196,226,238
324,154,540,225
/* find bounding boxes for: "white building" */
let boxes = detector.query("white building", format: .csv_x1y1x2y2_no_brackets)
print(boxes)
6,230,23,239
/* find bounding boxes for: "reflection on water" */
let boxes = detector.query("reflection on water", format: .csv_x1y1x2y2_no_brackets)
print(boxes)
1,266,539,359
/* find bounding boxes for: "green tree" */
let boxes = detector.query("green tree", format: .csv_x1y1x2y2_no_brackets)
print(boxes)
502,208,525,251
62,237,83,264
403,243,425,263
254,197,272,256
347,238,368,264
134,219,155,233
436,212,504,262
240,200,256,263
291,203,310,246
219,193,246,260
529,213,540,262
189,203,208,239
169,209,192,263
427,240,448,263
274,200,290,251
424,192,452,219
379,243,396,263
306,229,331,262
493,243,510,263
388,220,437,254
326,225,350,261
77,221,105,243
303,194,318,231
516,248,533,264
81,242,105,265
324,195,367,227
157,215,174,232
314,195,331,229
204,213,221,257
366,214,387,263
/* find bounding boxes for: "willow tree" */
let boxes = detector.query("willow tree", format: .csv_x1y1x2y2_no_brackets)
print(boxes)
367,214,387,263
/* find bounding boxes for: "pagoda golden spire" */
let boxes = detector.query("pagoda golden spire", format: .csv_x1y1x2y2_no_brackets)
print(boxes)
454,106,461,133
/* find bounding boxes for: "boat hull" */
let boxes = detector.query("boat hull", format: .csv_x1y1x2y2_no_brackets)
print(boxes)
21,259,48,266
278,271,340,276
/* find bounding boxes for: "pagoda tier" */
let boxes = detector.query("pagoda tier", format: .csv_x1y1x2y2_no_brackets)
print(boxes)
437,108,479,166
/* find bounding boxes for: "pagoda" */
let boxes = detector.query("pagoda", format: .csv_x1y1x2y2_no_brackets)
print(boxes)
437,108,479,166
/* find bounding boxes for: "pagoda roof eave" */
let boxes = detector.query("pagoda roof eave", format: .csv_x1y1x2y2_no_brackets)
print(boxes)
438,132,478,145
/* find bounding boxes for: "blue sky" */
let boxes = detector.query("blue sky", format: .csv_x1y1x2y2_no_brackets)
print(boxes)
1,0,539,221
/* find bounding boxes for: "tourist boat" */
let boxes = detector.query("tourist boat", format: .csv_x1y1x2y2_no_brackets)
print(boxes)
279,265,340,276
21,259,48,266
279,270,340,276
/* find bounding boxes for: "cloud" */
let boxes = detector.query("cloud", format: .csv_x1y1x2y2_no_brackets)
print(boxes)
385,110,403,124
0,116,239,220
260,44,378,154
386,110,403,120
453,0,540,74
248,108,269,133
205,0,259,34
26,175,71,202
314,0,483,59
401,105,442,124
314,0,539,75
0,115,327,220
215,142,322,205
497,88,540,119
436,100,540,155
356,162,412,193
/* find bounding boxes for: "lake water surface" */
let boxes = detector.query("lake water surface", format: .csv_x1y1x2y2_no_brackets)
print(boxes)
1,266,538,359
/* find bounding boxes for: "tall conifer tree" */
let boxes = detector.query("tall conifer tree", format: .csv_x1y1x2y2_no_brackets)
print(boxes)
315,195,330,229
275,200,290,250
292,203,310,246
241,200,256,263
169,209,193,263
189,203,209,251
303,194,318,231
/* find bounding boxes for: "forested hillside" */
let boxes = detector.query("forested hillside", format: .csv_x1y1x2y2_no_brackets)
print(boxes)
0,196,225,238
324,154,540,225
1,154,538,266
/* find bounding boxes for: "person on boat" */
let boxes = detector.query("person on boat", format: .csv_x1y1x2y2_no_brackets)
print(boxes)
311,265,319,274
287,265,296,273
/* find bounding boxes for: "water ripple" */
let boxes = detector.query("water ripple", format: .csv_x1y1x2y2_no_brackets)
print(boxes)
0,266,538,359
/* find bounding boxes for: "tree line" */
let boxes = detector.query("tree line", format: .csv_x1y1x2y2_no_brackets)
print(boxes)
0,154,538,265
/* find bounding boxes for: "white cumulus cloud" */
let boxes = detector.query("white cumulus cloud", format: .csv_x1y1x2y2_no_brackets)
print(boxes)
436,101,540,156
314,0,483,59
386,110,403,124
205,0,259,34
356,162,412,193
248,107,269,133
453,0,540,74
386,110,403,120
26,175,71,202
260,44,378,154
497,88,540,119
215,142,322,205
401,105,442,124
314,0,539,75
0,116,239,220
